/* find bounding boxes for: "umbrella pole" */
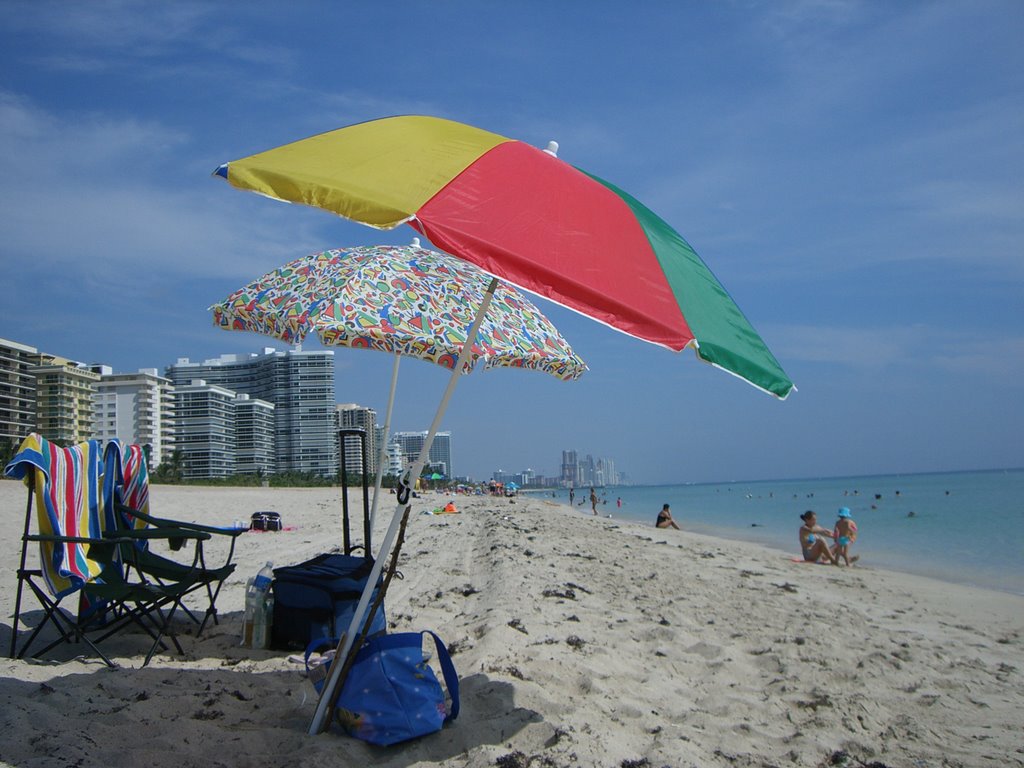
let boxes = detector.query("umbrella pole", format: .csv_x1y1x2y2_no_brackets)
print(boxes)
308,278,498,736
368,354,401,532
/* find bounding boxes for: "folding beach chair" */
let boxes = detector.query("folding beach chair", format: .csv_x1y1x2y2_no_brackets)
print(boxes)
103,439,242,634
6,434,208,666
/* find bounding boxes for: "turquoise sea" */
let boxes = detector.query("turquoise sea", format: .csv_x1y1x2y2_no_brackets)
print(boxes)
542,469,1024,595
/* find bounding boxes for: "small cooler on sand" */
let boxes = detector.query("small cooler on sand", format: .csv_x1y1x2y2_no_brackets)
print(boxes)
270,553,386,651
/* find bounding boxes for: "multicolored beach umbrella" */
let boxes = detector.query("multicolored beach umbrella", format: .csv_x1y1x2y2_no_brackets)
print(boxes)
210,243,586,382
214,115,794,399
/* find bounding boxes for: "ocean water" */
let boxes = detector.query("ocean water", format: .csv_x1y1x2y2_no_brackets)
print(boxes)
543,469,1024,595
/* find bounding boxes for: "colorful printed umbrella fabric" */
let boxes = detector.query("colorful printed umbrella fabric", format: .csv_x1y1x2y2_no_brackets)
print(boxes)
210,244,587,382
215,115,793,398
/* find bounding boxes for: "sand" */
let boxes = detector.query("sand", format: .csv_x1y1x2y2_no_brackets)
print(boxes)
1,480,1021,768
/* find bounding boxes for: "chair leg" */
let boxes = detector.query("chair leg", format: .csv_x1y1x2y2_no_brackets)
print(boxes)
15,580,78,658
25,592,118,668
11,489,35,660
196,579,226,635
9,571,29,659
142,601,184,667
31,611,118,668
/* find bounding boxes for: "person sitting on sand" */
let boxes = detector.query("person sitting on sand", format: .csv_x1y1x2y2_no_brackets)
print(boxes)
798,511,838,564
830,507,859,566
655,503,680,529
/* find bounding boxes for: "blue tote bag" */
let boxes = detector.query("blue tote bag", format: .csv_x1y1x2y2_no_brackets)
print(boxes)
306,631,459,746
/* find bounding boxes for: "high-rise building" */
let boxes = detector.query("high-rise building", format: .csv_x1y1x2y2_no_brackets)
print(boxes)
92,366,176,468
167,347,336,477
335,403,378,477
173,379,237,479
31,357,99,444
0,337,38,450
561,449,621,487
385,440,403,477
561,449,580,488
491,468,536,486
234,393,276,476
601,457,618,486
374,424,387,474
582,454,598,486
392,430,452,478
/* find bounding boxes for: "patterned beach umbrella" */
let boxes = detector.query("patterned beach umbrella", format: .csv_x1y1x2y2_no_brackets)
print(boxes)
210,243,586,382
214,115,793,399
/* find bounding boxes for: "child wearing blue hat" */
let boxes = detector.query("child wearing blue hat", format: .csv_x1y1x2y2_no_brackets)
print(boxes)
831,507,859,566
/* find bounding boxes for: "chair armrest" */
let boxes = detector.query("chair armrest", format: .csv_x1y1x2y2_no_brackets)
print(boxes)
107,528,211,542
116,503,244,539
27,533,134,545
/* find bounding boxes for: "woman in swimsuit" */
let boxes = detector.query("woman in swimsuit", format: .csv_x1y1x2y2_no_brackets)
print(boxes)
656,503,680,529
798,511,838,564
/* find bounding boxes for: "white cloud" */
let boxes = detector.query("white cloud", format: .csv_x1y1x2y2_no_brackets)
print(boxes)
2,0,212,57
771,322,1024,379
0,92,327,289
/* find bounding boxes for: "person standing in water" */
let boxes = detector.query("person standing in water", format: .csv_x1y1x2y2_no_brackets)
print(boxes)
830,507,859,566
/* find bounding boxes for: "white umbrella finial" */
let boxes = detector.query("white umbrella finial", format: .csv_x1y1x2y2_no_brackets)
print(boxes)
543,140,559,157
410,236,421,247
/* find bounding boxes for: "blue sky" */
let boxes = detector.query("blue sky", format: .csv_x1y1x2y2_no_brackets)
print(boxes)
2,1,1021,484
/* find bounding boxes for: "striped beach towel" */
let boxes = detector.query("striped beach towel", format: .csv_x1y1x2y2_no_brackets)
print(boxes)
102,438,151,537
4,433,105,598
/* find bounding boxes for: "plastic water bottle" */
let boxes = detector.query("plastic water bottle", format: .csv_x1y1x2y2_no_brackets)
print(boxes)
261,592,274,649
244,562,274,649
254,561,274,592
240,577,256,647
252,591,275,650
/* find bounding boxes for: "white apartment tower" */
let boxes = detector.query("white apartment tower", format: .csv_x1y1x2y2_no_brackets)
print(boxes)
335,403,378,477
167,348,336,477
92,366,176,468
0,337,38,451
391,430,452,478
234,393,276,476
385,440,404,477
173,380,237,479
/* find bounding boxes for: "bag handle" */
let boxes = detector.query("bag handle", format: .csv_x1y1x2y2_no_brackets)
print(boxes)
305,636,339,671
423,630,460,721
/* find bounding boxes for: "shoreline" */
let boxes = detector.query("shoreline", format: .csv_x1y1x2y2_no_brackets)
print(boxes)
532,474,1024,597
2,481,1022,767
548,493,1024,600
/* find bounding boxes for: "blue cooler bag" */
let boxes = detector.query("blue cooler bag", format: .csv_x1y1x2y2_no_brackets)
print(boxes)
306,631,460,746
271,553,386,651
